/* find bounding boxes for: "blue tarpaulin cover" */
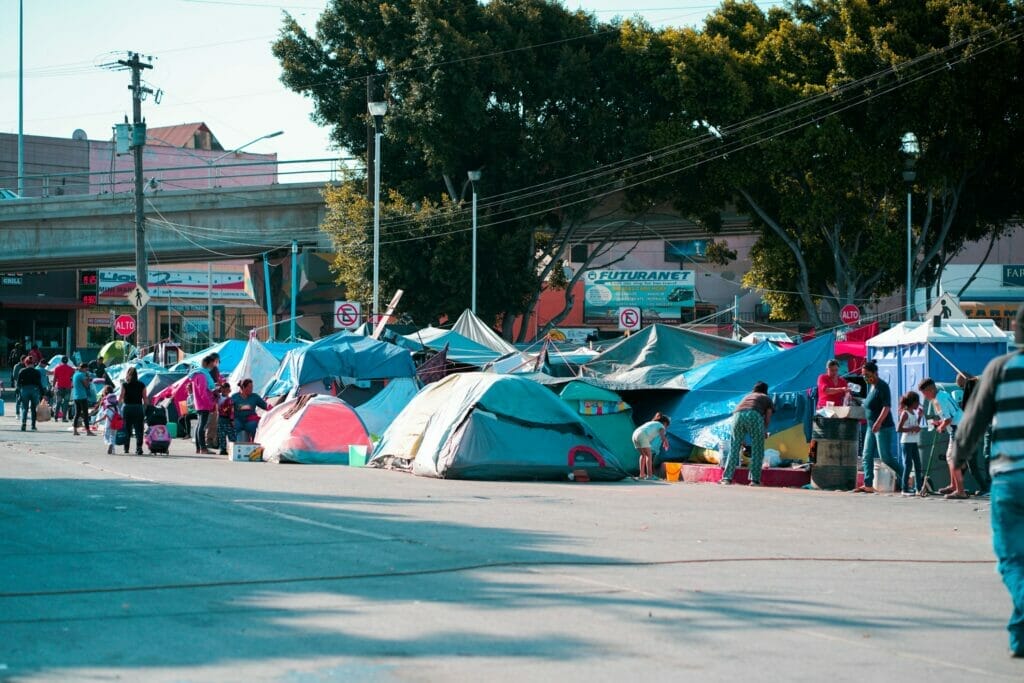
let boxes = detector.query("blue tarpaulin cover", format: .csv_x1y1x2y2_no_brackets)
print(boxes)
664,333,836,451
398,327,502,367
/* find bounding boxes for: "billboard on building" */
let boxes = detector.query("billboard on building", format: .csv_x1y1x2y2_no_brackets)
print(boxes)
98,269,252,302
583,269,695,325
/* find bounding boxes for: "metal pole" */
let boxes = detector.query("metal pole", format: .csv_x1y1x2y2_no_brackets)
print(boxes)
17,0,24,196
471,184,478,314
732,294,740,340
372,127,382,321
207,262,214,343
130,55,149,350
906,190,913,319
290,240,298,341
263,253,275,342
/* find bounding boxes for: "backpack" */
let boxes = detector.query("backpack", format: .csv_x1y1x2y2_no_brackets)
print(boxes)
109,409,124,432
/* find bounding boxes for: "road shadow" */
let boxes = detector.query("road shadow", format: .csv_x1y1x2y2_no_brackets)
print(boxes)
0,475,1003,678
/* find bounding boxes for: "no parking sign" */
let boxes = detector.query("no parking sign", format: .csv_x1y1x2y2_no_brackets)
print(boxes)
334,301,361,329
618,306,641,332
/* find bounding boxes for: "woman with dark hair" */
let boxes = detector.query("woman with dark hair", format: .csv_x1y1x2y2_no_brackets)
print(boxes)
231,378,270,443
721,381,774,486
119,366,148,455
189,355,217,454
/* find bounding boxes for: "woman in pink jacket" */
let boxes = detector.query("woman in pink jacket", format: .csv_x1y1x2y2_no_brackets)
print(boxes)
189,355,218,454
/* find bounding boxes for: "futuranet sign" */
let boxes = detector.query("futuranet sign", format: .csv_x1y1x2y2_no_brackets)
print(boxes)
584,269,695,325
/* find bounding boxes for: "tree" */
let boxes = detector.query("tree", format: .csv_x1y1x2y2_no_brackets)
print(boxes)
640,0,1023,324
274,1,659,338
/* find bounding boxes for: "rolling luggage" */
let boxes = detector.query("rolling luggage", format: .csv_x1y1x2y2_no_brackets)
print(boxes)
145,425,172,455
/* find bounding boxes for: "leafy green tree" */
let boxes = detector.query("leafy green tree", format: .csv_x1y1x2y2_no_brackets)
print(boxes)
274,1,659,337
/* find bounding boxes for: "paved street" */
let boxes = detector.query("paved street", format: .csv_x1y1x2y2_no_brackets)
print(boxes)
0,414,1019,682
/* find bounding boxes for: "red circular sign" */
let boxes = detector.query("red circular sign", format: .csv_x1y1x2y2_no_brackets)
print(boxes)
114,315,137,336
840,304,861,325
335,302,359,328
619,307,640,330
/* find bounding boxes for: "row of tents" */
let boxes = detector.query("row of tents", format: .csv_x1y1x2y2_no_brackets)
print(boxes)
97,308,1013,482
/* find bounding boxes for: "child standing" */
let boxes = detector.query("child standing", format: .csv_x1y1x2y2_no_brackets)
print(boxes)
897,391,925,496
216,382,236,456
98,393,123,456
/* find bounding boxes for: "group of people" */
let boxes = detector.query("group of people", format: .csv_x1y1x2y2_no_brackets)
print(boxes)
186,353,268,455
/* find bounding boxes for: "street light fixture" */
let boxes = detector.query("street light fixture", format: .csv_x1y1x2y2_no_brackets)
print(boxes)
467,169,482,314
900,131,920,319
368,100,387,321
146,129,283,188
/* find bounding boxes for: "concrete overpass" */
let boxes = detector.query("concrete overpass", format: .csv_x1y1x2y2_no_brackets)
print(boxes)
0,183,333,271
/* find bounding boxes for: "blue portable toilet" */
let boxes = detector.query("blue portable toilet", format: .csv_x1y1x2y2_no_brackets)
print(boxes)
867,318,1011,420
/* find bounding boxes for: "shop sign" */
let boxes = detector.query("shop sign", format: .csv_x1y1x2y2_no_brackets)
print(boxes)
87,317,111,326
98,269,252,302
1002,265,1024,287
1,274,24,286
584,269,694,324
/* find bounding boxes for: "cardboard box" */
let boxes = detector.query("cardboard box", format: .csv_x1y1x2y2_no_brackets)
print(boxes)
228,442,262,462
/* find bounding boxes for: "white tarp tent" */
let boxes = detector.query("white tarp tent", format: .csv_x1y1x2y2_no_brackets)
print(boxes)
228,339,282,393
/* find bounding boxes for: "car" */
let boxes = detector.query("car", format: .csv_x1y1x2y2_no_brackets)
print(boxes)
667,287,694,303
0,188,23,200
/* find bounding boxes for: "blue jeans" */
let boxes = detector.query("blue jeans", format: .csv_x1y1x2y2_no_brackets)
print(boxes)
19,387,40,429
862,427,900,487
991,469,1024,655
901,442,923,492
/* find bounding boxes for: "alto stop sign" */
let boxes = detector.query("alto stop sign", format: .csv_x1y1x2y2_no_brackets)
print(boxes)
840,304,861,325
114,314,137,336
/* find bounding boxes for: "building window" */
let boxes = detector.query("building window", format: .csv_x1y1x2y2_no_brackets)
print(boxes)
570,244,588,263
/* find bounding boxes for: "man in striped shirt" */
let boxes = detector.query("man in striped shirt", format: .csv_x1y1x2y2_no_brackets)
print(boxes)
953,306,1024,658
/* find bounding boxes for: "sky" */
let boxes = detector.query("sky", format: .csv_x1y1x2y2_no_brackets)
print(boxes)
0,1,778,173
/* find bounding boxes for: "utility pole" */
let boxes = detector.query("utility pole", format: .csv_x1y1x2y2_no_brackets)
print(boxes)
17,0,24,197
118,52,153,349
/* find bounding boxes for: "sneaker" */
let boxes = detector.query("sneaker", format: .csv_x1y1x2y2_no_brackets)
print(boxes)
718,479,732,485
861,486,877,494
31,426,36,431
901,491,915,497
748,481,761,487
107,445,114,455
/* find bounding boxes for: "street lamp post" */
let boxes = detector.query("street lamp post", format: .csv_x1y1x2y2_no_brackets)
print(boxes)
900,132,920,319
368,100,387,321
467,170,482,314
146,130,283,188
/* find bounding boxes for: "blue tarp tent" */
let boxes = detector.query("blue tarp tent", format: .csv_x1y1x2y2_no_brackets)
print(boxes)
264,331,416,398
664,333,836,453
398,327,502,367
681,341,783,388
181,339,306,376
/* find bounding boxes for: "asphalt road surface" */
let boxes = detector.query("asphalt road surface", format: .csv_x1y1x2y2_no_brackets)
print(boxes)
1,414,1020,682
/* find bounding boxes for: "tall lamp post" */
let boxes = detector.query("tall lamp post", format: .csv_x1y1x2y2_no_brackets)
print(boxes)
900,132,920,319
467,170,482,314
368,99,388,321
146,130,283,188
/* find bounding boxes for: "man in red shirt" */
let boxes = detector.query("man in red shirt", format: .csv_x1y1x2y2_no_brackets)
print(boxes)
52,356,76,423
817,359,850,408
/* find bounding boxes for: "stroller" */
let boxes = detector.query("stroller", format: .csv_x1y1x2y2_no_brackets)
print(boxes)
144,404,172,455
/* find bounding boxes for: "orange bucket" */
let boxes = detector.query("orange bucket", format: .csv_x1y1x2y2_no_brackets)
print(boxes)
664,462,682,482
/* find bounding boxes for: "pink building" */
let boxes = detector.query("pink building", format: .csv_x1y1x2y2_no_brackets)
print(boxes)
88,122,278,194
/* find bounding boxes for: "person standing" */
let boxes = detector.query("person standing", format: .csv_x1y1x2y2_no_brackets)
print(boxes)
897,391,926,496
205,353,223,449
215,383,235,455
855,361,901,493
952,306,1024,658
721,381,774,487
631,413,670,480
27,344,43,366
53,356,75,422
71,363,95,437
231,378,270,443
189,355,217,454
15,357,43,432
957,372,993,496
816,359,850,408
11,354,27,420
118,366,148,456
7,342,23,370
919,377,967,499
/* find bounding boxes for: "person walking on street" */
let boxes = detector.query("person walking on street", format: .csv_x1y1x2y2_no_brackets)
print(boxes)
53,356,75,422
957,371,993,495
71,363,95,436
118,366,148,456
11,354,27,420
854,361,901,493
15,357,43,431
27,344,43,366
920,377,967,499
897,391,925,496
952,306,1024,658
721,381,774,486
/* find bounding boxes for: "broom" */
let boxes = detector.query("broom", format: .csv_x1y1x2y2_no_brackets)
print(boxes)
918,433,941,496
